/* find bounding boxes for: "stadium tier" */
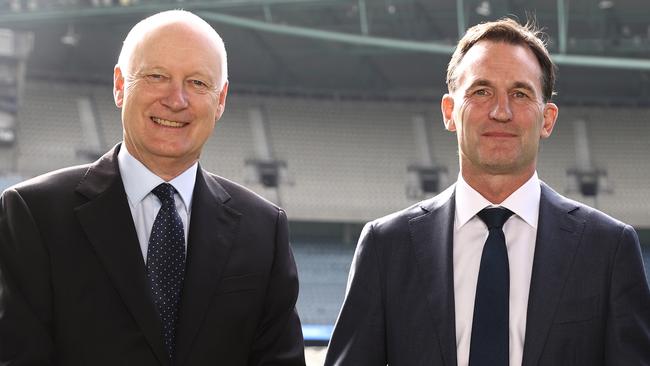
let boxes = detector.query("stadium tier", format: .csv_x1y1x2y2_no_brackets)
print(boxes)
5,80,649,226
2,79,648,336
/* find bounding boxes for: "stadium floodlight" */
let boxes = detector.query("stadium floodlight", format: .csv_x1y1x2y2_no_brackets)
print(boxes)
60,24,80,46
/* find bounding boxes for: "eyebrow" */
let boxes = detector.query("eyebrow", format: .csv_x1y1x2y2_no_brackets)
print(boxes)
511,81,537,95
468,79,492,89
467,79,537,95
136,66,217,83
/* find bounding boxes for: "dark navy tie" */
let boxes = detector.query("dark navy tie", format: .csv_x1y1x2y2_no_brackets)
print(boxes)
469,207,514,366
146,183,186,361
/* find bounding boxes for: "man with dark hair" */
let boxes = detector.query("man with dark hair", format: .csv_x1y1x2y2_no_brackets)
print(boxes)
325,18,650,366
0,10,305,365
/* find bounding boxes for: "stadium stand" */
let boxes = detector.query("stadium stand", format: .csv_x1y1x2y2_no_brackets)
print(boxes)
293,240,355,325
3,80,649,338
10,81,649,225
3,3,649,363
14,81,87,176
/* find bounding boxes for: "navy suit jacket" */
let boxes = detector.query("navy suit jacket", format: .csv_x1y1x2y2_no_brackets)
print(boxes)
0,144,305,365
325,183,650,365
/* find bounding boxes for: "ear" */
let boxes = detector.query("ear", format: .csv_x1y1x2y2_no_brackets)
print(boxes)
540,102,558,139
215,81,229,122
113,65,125,108
441,93,457,132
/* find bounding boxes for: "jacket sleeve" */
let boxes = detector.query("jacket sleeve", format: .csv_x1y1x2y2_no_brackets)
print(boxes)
605,224,650,365
324,222,387,366
0,188,55,365
248,208,306,366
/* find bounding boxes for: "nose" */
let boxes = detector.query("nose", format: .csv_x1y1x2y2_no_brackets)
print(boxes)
488,92,512,122
160,81,189,111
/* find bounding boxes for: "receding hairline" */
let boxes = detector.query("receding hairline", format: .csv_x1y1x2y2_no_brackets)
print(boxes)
116,10,228,87
445,18,556,102
452,40,544,90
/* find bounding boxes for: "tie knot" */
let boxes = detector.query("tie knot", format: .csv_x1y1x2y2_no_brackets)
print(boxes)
477,207,514,230
151,183,176,205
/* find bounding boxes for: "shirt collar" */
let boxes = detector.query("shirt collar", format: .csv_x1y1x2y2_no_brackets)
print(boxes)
455,172,541,230
117,144,198,211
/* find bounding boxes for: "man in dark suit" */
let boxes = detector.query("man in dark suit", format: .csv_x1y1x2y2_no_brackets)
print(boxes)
0,10,305,365
325,18,650,366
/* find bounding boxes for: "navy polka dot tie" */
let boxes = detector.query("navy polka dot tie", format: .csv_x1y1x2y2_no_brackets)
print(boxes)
146,183,186,361
469,207,514,366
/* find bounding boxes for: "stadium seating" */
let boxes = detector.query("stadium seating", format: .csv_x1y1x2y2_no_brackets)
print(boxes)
4,80,649,329
11,81,648,225
292,241,354,326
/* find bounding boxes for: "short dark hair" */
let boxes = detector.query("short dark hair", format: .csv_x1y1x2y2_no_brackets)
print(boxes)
446,18,556,102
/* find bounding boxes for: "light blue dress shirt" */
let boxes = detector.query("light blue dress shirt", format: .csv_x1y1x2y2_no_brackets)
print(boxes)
117,145,197,263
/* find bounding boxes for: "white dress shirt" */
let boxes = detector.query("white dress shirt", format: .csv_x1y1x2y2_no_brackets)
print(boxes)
453,172,541,366
117,145,197,263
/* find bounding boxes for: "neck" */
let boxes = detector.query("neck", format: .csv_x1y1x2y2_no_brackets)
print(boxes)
146,160,196,181
123,144,197,181
461,166,535,204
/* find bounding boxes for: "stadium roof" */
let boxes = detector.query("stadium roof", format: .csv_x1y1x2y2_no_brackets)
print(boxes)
1,0,649,105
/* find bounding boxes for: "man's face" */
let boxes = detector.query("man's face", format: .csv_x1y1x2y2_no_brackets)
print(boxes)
113,21,227,173
441,41,558,179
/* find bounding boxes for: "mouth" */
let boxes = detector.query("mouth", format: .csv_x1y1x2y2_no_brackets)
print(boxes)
483,132,517,138
151,117,187,128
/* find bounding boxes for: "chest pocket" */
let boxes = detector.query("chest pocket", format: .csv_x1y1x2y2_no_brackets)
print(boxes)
216,272,265,295
554,295,599,324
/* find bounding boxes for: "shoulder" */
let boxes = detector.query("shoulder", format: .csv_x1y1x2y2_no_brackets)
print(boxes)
540,182,636,244
3,164,90,200
541,182,630,230
201,171,283,217
0,164,92,223
366,184,455,237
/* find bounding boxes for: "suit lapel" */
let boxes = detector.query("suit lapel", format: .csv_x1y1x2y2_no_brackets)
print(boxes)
522,183,585,366
174,169,241,366
409,186,457,366
74,145,169,366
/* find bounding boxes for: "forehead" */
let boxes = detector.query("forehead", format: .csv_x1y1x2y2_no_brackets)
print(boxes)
130,21,222,76
454,41,543,90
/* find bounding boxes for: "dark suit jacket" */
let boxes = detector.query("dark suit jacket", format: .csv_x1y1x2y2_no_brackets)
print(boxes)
325,183,650,366
0,145,305,366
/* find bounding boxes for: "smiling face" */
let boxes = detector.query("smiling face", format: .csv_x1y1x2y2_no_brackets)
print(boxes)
113,20,228,179
441,40,558,183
